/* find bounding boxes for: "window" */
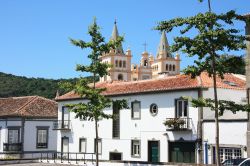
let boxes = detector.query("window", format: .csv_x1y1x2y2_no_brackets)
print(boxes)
173,65,176,71
175,99,188,118
36,127,48,148
119,60,122,67
112,103,120,138
79,138,87,153
118,74,123,81
215,147,242,163
94,139,102,154
166,64,168,71
241,160,250,166
144,60,148,67
109,152,122,160
131,140,140,157
131,101,141,119
115,60,118,67
150,104,158,116
8,128,19,143
169,64,172,71
123,61,126,68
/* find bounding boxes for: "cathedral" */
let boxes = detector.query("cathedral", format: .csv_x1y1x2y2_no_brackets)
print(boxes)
99,21,181,82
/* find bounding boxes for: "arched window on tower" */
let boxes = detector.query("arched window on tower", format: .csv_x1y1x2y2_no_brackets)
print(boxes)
166,64,168,71
123,61,126,68
119,60,122,68
173,65,176,71
144,60,148,67
115,60,118,67
169,64,172,71
118,74,123,81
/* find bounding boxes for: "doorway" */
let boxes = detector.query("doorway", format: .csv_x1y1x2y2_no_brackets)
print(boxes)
148,141,159,162
169,141,195,163
61,137,69,153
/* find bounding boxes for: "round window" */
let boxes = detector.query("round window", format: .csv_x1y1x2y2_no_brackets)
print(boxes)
150,104,158,116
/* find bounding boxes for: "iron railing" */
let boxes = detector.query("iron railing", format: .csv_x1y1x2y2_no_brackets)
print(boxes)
165,117,191,131
0,151,95,164
3,143,22,152
53,120,71,130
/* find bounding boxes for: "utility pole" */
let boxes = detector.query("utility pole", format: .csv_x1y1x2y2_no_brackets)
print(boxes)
245,13,250,157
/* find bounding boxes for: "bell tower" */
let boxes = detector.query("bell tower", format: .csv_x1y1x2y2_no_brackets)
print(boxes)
99,21,132,82
151,31,180,78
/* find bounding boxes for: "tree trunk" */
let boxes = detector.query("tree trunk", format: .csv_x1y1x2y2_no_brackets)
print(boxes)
212,55,220,166
95,119,99,166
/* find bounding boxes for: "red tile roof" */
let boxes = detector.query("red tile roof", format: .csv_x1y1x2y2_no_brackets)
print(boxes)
0,96,58,118
56,72,246,101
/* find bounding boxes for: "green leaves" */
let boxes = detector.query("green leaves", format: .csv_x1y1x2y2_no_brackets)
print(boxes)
156,10,250,115
156,10,248,79
187,97,250,116
62,18,128,122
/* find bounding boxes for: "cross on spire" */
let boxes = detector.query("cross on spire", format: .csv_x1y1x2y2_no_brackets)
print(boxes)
143,41,148,52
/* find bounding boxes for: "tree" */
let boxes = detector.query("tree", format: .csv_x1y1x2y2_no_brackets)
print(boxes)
156,10,250,165
61,19,128,166
220,54,245,75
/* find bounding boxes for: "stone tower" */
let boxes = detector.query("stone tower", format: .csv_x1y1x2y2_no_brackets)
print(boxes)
131,51,152,81
151,31,180,78
99,21,132,82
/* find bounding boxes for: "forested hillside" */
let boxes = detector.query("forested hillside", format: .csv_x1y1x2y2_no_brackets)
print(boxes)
0,72,85,99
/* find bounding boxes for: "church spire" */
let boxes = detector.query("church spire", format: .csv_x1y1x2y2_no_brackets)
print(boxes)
156,31,172,58
110,20,124,54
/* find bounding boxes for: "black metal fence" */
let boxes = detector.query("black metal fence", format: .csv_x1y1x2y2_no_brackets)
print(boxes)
0,151,95,164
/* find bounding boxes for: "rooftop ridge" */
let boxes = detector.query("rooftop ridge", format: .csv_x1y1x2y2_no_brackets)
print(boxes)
15,96,38,116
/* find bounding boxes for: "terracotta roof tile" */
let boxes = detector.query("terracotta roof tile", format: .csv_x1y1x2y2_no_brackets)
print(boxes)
0,96,57,118
56,72,246,101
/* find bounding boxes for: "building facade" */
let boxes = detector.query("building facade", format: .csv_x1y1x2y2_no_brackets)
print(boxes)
56,73,247,164
0,96,58,157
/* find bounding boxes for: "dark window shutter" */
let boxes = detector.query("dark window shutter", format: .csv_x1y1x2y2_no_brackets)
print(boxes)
174,99,177,118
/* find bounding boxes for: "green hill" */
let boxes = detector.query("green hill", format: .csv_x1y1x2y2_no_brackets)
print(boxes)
0,72,81,99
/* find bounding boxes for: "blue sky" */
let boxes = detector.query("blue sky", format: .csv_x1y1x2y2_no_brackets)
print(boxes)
0,0,249,79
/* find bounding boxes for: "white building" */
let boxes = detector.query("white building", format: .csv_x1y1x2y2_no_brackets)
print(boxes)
55,72,247,164
0,96,58,157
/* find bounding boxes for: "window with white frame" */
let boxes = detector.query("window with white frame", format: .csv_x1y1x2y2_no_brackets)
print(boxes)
175,99,188,118
79,138,86,153
36,127,48,148
94,138,102,154
131,101,141,119
8,128,19,143
216,147,242,163
131,140,140,157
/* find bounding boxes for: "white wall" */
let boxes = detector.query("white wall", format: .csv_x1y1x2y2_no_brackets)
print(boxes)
0,118,57,153
202,88,247,164
57,90,199,162
24,120,57,152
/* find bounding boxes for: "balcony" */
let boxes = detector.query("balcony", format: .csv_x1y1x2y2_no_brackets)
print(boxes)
3,143,22,152
53,120,71,131
164,118,191,131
